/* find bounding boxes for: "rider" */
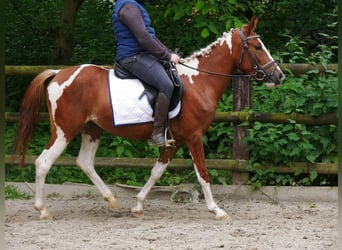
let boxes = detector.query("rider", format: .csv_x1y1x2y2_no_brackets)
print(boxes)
112,0,180,147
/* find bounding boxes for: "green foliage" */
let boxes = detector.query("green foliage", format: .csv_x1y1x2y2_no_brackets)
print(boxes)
5,185,32,199
243,12,337,186
150,0,266,56
204,92,234,159
258,0,337,62
248,169,326,189
71,1,115,65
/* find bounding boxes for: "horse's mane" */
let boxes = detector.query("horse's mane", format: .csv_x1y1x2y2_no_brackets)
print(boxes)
183,29,234,62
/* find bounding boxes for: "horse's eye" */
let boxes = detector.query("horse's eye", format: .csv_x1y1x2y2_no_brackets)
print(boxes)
255,45,262,50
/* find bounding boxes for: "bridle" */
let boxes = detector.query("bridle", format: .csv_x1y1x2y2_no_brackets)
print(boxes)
178,29,278,81
236,29,278,82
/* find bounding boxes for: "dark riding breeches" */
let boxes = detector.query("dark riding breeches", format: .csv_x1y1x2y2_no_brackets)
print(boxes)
118,53,174,100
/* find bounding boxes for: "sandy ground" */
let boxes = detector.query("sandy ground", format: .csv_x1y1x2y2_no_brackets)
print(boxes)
5,182,338,250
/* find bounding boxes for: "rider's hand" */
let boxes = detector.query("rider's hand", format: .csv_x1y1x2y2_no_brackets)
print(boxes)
170,53,180,64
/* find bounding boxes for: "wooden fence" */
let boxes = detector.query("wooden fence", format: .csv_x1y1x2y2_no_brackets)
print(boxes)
4,64,338,184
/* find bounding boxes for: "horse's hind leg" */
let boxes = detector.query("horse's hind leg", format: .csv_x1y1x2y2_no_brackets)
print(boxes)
76,122,119,210
34,137,68,219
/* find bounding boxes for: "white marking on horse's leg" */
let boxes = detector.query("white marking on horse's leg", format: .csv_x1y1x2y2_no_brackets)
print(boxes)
34,137,68,219
77,133,119,209
131,160,169,216
194,165,229,220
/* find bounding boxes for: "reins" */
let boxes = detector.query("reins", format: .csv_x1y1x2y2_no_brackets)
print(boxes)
178,61,252,79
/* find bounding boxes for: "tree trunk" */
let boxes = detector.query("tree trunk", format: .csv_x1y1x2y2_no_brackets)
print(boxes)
53,0,84,65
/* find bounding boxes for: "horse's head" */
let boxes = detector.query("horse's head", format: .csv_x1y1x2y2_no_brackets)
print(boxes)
232,16,285,87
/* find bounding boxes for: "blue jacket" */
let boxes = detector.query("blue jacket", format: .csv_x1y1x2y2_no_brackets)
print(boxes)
112,0,156,61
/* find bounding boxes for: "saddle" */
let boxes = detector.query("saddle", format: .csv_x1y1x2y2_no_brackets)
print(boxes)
114,62,184,113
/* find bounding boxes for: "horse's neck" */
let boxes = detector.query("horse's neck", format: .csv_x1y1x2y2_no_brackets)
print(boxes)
185,46,235,103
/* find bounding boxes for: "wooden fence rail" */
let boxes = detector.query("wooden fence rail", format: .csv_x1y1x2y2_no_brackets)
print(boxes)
5,155,338,175
5,111,338,125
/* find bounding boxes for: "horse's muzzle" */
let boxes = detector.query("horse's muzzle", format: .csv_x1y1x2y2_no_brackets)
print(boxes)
266,67,285,88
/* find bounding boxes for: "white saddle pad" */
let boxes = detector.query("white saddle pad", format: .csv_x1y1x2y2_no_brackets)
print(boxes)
108,69,181,126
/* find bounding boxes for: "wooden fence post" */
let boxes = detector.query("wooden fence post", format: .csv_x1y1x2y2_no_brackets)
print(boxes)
232,76,252,184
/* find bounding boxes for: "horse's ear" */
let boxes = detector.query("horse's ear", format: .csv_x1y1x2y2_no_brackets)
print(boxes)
247,16,259,34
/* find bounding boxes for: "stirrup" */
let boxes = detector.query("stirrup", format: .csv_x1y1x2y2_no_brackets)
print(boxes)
164,128,176,147
149,128,176,148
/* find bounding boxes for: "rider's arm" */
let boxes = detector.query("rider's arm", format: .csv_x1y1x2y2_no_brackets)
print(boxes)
119,4,171,61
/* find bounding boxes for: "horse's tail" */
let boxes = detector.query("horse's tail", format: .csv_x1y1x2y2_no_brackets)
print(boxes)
13,69,59,167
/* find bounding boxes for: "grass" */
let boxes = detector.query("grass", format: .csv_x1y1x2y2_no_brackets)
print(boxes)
5,185,32,200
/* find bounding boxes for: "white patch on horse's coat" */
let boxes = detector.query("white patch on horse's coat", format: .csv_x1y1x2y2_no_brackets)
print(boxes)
258,38,282,74
187,31,233,59
140,160,169,195
193,163,228,219
132,160,170,214
177,30,234,84
48,65,89,118
225,32,233,55
193,162,216,208
176,58,199,84
47,65,92,136
76,133,118,208
34,136,68,219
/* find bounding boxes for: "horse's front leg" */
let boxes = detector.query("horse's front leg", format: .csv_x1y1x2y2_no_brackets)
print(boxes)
131,144,180,216
186,135,229,220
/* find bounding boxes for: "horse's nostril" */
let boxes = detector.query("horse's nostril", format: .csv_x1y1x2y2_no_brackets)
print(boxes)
279,73,285,81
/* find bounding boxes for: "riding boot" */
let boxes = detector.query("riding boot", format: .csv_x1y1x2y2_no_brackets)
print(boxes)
150,93,170,147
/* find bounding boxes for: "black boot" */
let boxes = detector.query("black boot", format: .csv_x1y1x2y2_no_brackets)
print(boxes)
149,93,170,147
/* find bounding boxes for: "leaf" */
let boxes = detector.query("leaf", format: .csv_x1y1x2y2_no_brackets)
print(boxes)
306,153,317,163
208,23,219,34
194,1,204,11
309,171,318,182
253,122,263,130
173,8,184,21
209,169,219,177
201,28,210,38
282,124,294,132
287,132,300,141
116,146,124,157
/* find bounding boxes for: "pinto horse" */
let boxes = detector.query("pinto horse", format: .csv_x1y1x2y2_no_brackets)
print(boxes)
14,17,284,220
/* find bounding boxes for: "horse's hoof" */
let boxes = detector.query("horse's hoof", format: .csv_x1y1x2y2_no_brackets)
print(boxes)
34,205,51,220
108,198,120,210
215,210,230,221
104,196,120,210
39,209,52,220
131,207,144,217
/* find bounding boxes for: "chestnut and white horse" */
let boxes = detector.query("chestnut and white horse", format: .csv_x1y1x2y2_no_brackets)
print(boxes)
14,17,284,220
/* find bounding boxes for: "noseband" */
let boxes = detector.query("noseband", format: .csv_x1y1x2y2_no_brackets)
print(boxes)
236,29,278,82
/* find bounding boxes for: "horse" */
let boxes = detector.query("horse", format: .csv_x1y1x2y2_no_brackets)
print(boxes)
14,16,285,220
